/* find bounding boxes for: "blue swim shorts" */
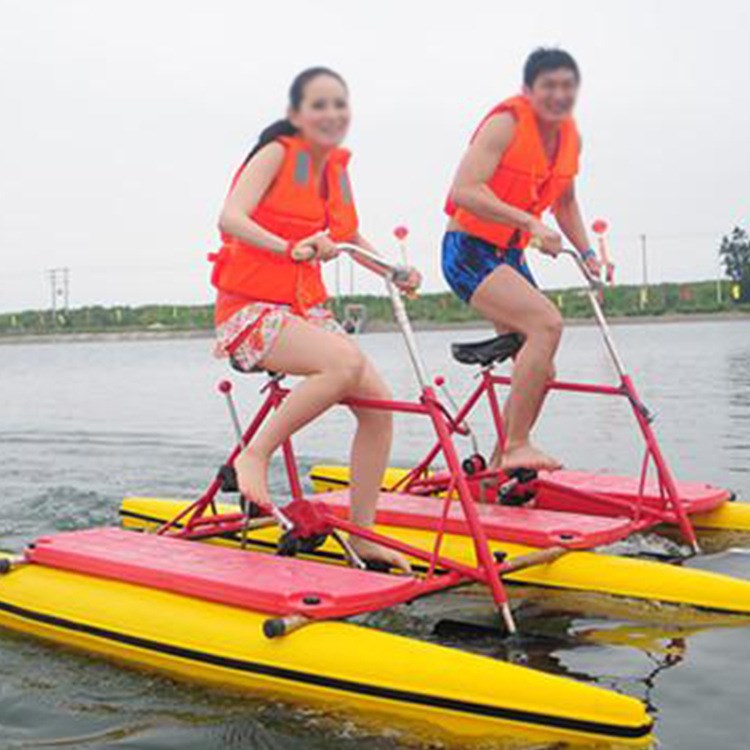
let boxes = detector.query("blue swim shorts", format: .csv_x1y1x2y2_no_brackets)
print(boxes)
441,231,537,304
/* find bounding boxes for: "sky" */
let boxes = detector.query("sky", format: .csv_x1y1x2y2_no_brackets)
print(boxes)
1,0,749,312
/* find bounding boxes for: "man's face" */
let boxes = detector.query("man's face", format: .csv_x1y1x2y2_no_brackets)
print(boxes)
524,68,579,123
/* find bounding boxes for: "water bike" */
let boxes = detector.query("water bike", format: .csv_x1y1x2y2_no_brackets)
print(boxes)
123,242,750,615
0,243,663,748
110,241,750,744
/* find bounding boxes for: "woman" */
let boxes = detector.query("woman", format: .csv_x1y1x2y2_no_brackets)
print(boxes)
443,48,601,473
211,67,418,571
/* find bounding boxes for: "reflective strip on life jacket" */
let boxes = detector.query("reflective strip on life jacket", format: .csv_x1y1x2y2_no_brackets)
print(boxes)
210,136,359,322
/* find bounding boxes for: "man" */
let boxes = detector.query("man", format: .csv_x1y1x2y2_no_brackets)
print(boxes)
443,48,600,472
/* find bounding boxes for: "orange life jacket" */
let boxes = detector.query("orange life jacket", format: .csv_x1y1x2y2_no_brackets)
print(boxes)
446,95,580,249
210,135,358,322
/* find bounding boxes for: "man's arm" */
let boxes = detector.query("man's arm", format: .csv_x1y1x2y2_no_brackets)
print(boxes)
449,113,562,254
553,181,589,253
553,181,600,274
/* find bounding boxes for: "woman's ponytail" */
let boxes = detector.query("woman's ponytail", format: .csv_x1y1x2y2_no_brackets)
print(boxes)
242,66,347,166
242,119,298,165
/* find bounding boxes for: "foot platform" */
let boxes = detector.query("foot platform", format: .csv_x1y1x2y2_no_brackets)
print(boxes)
26,528,420,619
317,491,636,549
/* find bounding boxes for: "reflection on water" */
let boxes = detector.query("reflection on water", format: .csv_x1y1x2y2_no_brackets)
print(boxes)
0,319,749,748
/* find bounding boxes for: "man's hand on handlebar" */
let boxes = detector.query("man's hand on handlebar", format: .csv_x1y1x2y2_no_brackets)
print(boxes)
582,253,602,278
394,266,422,297
528,220,562,256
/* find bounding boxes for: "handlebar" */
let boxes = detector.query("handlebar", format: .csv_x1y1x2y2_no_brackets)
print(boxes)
335,243,413,285
528,238,604,290
291,241,412,285
558,248,605,290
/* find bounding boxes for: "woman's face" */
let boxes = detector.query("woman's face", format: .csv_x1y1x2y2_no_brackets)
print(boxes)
289,75,350,148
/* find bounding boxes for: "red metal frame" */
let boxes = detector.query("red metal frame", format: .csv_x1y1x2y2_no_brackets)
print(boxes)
154,346,715,627
156,377,531,628
387,368,707,548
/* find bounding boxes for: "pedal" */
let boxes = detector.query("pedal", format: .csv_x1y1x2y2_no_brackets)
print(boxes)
363,559,393,573
461,454,487,475
239,496,264,518
277,531,329,557
498,468,538,506
218,464,239,492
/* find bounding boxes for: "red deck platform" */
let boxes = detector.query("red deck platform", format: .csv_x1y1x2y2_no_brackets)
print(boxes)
27,528,420,618
316,491,637,549
532,470,730,518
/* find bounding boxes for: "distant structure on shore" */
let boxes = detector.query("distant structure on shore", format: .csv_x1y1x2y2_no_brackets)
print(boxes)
342,303,367,334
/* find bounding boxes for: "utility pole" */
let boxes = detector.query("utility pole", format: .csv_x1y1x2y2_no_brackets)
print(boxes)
333,259,342,317
46,267,70,326
639,234,649,310
47,270,57,321
62,267,70,310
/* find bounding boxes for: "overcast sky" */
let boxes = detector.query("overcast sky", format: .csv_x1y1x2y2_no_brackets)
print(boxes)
1,0,748,312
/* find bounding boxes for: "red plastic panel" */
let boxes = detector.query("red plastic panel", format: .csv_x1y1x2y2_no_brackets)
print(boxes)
317,492,635,548
27,528,419,618
533,470,730,517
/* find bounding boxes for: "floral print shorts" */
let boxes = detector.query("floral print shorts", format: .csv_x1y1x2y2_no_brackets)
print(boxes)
214,302,346,373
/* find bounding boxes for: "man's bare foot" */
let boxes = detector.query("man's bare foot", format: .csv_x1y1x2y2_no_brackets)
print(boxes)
348,535,412,574
234,448,271,507
500,442,562,473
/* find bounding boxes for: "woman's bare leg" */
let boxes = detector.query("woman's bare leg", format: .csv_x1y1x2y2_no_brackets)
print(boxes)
346,360,392,527
343,361,410,572
233,318,409,571
234,318,366,507
470,266,563,472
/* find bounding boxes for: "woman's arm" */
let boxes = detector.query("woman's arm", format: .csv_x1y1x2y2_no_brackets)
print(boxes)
218,143,295,254
448,113,560,253
350,232,377,254
350,232,421,292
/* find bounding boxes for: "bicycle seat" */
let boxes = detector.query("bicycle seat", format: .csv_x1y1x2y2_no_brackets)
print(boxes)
450,333,524,367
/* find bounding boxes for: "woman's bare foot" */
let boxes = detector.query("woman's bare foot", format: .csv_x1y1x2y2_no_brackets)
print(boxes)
348,535,412,574
234,448,271,507
500,442,562,473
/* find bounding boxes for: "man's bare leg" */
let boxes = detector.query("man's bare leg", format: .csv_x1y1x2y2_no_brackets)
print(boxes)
470,266,563,472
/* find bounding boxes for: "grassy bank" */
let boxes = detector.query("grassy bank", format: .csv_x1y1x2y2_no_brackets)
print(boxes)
1,280,748,338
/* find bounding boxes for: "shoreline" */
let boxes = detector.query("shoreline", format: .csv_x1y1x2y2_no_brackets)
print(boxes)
0,311,747,346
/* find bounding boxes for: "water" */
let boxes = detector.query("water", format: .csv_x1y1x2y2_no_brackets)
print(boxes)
1,319,750,749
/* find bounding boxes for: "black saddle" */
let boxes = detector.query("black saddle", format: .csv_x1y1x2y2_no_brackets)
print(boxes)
451,333,524,367
229,357,277,377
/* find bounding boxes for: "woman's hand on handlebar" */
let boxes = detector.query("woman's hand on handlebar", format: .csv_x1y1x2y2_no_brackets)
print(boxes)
290,232,340,263
528,221,562,256
312,233,340,262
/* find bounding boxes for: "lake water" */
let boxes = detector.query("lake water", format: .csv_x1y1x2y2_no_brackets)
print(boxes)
1,319,750,749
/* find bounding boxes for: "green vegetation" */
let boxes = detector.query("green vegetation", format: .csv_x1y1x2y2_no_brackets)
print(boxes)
1,279,747,338
0,304,215,336
719,226,750,302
